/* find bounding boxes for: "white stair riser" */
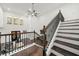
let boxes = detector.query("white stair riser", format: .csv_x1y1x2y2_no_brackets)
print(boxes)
61,20,79,23
60,23,79,26
51,49,64,56
56,37,79,46
58,30,79,33
59,26,79,29
54,43,79,55
57,33,79,39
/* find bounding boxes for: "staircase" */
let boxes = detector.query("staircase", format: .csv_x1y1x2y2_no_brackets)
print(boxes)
49,19,79,56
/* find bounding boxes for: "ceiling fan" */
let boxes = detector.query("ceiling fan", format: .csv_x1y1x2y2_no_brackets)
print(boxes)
27,3,40,17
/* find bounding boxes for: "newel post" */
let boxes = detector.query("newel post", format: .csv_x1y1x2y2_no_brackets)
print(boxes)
58,10,64,22
40,25,47,56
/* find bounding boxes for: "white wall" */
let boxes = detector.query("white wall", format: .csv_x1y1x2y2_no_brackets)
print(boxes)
0,7,28,43
0,6,3,28
60,4,79,21
0,10,28,34
32,4,79,34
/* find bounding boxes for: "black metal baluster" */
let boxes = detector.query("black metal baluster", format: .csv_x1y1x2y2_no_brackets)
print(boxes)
9,35,10,54
23,34,25,48
18,33,20,50
21,34,23,48
15,40,16,52
34,31,35,42
12,34,13,53
22,34,23,48
0,36,1,55
5,35,7,56
24,34,26,47
26,34,27,46
25,33,27,55
20,34,21,50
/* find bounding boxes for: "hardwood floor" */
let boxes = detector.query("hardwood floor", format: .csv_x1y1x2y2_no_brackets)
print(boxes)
12,45,43,56
12,38,47,56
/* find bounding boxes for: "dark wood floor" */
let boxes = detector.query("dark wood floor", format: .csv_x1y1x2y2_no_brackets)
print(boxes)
12,38,44,56
12,45,43,56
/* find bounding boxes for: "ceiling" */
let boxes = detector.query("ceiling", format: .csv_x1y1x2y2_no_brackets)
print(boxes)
0,3,67,16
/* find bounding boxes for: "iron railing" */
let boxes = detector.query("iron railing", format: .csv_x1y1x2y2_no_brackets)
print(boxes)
0,31,41,56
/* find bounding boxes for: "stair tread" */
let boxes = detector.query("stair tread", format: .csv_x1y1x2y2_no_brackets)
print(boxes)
61,21,79,24
56,37,79,46
51,49,64,56
54,40,79,50
59,26,79,29
60,24,79,27
62,19,79,23
58,30,79,33
54,43,79,55
56,35,79,41
57,33,79,39
57,32,79,35
59,28,79,30
52,46,78,56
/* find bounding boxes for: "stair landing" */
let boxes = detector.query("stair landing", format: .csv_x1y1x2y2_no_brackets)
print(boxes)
12,45,43,56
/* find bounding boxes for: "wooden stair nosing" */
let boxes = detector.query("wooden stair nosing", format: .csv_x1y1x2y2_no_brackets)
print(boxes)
56,37,79,46
52,46,78,56
57,32,79,35
61,21,79,24
54,40,79,50
54,43,79,55
56,35,79,41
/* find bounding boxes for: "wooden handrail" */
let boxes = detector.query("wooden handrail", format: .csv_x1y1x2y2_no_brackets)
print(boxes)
0,31,41,38
0,31,34,36
46,14,58,29
46,10,64,29
35,32,40,36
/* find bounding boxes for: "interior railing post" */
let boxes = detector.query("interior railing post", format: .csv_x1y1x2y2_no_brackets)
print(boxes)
5,35,7,56
20,34,21,50
18,33,20,51
15,34,16,52
11,34,13,53
25,33,27,46
15,41,16,52
24,34,26,47
21,33,24,48
34,30,35,42
0,36,1,55
9,35,10,54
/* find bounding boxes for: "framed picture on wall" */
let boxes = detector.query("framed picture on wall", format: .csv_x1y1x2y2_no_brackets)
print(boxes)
7,17,12,24
13,17,18,25
20,19,23,25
